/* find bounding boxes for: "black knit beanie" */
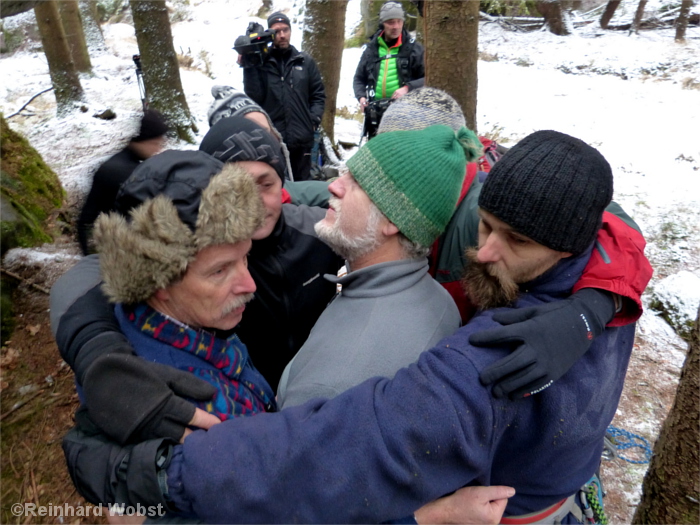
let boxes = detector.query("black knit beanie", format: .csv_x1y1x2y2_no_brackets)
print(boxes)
267,11,291,28
132,110,169,142
199,115,286,183
479,130,613,255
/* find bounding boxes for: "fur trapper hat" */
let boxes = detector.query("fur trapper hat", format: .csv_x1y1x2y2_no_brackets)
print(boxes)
95,151,264,304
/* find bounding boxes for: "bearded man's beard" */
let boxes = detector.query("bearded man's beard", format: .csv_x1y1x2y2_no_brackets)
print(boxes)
461,248,520,310
315,197,382,262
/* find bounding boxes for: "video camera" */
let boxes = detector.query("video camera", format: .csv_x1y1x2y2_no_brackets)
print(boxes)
363,98,393,140
234,22,276,68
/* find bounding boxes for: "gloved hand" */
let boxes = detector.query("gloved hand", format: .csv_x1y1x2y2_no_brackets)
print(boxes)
62,421,175,509
83,354,217,444
472,288,616,399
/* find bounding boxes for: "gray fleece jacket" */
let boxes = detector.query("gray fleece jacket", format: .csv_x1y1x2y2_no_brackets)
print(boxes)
277,258,460,408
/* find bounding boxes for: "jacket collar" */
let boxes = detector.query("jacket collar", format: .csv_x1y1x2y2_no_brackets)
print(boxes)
518,243,594,298
325,258,428,299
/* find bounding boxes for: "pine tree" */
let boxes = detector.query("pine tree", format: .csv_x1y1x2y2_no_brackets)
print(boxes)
423,0,479,131
536,1,572,36
130,0,197,142
633,307,699,524
599,0,621,29
58,0,92,72
302,0,348,145
33,0,84,115
674,0,694,43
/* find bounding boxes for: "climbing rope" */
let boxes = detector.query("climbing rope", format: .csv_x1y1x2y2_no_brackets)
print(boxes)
585,482,609,524
605,425,653,464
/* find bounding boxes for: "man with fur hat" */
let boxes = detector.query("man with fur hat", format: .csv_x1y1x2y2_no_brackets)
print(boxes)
64,130,636,525
353,1,424,110
77,151,276,443
77,109,168,255
52,116,343,444
277,124,480,407
240,11,325,181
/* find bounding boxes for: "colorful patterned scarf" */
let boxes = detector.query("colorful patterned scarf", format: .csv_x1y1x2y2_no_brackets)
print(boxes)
124,303,275,421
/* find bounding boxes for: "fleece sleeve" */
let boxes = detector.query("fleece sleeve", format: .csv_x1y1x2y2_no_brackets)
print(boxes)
166,341,495,523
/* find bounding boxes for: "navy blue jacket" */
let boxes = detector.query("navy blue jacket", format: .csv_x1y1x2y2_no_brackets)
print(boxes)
165,246,635,522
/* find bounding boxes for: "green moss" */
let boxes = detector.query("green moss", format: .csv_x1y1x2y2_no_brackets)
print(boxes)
345,29,367,49
1,23,24,54
0,114,64,256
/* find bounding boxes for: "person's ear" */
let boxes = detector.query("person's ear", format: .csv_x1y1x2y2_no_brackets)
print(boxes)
382,221,400,237
154,288,170,301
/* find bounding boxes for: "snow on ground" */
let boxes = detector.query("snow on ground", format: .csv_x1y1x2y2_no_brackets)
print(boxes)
1,0,699,522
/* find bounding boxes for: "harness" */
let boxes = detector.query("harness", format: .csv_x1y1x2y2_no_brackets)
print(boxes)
501,474,607,525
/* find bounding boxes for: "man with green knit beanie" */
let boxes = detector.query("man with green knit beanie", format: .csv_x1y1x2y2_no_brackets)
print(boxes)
276,125,482,408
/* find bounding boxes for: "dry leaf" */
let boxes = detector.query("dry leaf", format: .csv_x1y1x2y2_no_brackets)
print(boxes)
0,347,20,368
26,324,41,336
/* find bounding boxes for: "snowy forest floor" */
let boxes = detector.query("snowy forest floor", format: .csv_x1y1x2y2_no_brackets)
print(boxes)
1,2,699,523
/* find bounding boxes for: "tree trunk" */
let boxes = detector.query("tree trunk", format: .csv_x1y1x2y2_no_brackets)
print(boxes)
130,0,196,142
536,0,572,36
423,0,479,131
79,0,107,52
599,0,621,29
674,0,693,42
58,0,92,72
33,0,84,115
633,307,700,524
630,0,648,34
1,1,41,18
302,0,348,145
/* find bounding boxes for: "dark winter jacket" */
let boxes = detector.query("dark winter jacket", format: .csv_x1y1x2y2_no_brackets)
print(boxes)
236,204,343,388
156,246,636,522
353,28,425,101
77,147,142,255
51,205,342,392
243,46,325,148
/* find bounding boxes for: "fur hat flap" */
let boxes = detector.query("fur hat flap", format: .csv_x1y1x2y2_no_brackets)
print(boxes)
95,198,195,304
195,163,265,249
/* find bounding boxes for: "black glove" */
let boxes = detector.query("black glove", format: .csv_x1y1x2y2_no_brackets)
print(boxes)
83,354,217,444
54,281,133,385
62,418,175,509
472,288,616,399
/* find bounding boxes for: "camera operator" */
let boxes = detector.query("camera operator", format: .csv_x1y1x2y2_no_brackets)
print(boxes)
353,1,424,138
238,12,325,181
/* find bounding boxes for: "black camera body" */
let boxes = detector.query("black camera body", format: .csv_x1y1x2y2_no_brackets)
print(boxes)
234,22,276,68
363,98,393,140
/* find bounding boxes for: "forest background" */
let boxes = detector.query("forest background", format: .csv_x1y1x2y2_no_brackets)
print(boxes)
1,0,699,523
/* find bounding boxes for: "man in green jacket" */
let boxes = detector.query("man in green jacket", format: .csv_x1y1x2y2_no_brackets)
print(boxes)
353,1,424,111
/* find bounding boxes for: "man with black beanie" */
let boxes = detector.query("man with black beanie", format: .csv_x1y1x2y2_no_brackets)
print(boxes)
77,110,168,255
239,11,325,181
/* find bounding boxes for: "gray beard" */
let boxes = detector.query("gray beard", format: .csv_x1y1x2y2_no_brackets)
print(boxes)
314,198,382,262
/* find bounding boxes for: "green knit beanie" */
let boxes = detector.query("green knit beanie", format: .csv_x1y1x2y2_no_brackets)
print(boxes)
346,125,481,246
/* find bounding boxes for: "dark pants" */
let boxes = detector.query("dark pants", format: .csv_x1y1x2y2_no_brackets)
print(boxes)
288,146,312,181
